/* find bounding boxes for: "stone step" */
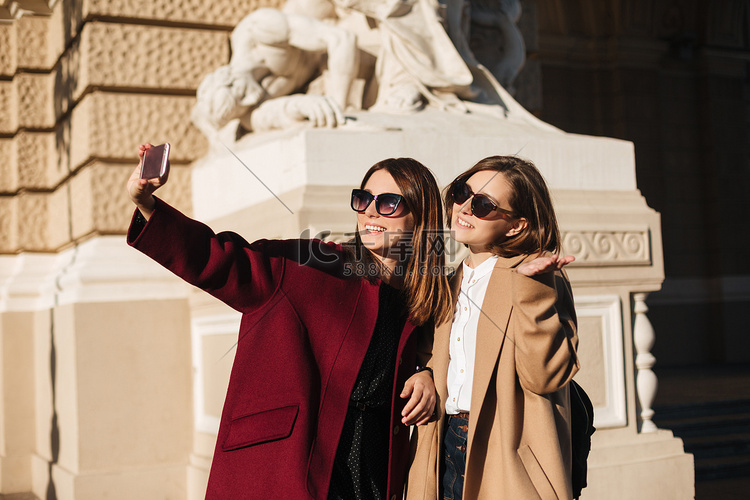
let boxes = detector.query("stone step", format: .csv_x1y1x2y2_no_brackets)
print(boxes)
653,399,750,421
693,456,750,481
655,414,750,438
652,399,750,482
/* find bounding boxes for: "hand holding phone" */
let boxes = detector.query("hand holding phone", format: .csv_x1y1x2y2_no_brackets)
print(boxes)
140,143,171,180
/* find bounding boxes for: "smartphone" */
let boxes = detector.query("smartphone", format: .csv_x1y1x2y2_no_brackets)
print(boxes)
140,143,171,180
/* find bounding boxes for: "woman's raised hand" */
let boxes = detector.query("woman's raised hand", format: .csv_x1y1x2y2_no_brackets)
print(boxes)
127,144,167,220
517,254,575,277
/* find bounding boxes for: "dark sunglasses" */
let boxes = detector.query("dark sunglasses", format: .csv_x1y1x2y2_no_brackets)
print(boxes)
451,180,515,219
351,189,405,216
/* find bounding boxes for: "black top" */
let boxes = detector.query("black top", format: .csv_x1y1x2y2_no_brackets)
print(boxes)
328,283,407,500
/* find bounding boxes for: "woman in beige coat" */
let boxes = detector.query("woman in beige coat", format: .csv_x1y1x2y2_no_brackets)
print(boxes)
407,156,580,500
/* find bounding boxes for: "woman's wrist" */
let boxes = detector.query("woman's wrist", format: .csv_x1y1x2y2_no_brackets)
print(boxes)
137,195,156,220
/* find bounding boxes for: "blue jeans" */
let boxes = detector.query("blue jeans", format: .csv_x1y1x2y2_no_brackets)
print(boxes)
442,414,469,500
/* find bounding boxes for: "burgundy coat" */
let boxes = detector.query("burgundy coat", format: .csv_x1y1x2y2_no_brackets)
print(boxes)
128,199,422,500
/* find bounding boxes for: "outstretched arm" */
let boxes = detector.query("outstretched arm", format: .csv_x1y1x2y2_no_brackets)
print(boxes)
512,260,579,395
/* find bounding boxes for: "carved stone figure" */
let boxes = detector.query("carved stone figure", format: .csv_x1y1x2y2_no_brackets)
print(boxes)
191,7,357,136
443,0,525,93
191,0,536,138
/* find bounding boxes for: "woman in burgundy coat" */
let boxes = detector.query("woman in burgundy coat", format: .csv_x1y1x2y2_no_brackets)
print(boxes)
126,144,453,500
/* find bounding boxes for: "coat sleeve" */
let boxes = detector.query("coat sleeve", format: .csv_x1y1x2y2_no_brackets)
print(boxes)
127,197,283,313
510,268,579,395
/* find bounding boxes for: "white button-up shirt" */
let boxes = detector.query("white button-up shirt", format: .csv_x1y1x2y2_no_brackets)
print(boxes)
445,255,497,415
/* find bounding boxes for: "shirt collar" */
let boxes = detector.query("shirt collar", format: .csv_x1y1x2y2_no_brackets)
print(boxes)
461,255,497,284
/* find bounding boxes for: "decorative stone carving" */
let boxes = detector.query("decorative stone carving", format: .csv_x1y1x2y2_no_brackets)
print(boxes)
562,230,651,266
192,0,547,139
0,0,53,20
470,0,526,92
633,292,658,433
191,8,355,136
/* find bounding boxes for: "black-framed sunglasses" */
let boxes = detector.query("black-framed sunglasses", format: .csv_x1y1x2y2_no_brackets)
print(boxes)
351,189,405,216
451,180,515,219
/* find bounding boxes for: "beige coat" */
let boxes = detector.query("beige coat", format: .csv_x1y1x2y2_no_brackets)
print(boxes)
407,254,579,500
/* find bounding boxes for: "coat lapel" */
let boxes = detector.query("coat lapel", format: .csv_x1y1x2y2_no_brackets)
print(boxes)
467,255,525,447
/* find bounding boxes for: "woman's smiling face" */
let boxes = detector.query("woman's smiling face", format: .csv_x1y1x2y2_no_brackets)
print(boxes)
451,170,524,251
356,169,415,260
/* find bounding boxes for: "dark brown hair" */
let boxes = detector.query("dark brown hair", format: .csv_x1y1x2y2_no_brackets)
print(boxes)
444,155,561,257
348,158,452,326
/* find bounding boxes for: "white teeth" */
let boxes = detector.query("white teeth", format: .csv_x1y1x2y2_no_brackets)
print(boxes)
457,218,474,229
365,225,386,232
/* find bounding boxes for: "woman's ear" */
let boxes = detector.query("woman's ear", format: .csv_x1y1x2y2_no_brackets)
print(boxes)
505,217,528,237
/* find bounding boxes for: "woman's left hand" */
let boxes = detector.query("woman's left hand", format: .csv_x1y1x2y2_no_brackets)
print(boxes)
400,370,436,426
517,254,575,277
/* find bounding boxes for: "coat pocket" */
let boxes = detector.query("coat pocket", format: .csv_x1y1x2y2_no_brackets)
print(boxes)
517,445,558,500
222,404,299,452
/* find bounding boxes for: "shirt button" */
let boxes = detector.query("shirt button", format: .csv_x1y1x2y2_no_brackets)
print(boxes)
460,369,464,373
464,306,467,311
452,397,456,401
391,496,398,500
457,337,460,341
393,426,400,435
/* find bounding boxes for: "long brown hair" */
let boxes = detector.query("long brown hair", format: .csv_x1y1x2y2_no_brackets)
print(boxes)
444,155,561,257
348,158,452,326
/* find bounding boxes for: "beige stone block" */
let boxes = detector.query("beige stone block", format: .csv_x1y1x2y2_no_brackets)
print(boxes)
69,166,95,240
48,304,79,477
48,186,73,250
70,92,208,171
31,309,53,471
69,161,192,240
46,0,69,65
84,0,281,26
16,15,50,70
15,194,47,251
0,24,17,76
0,197,19,254
0,311,35,493
16,189,71,252
16,72,55,129
0,80,18,133
0,138,18,194
55,36,84,119
78,22,229,94
16,131,59,190
70,299,192,471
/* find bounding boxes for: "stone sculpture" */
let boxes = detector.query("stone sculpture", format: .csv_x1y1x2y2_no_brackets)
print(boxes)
445,0,526,93
191,7,357,136
191,0,532,138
